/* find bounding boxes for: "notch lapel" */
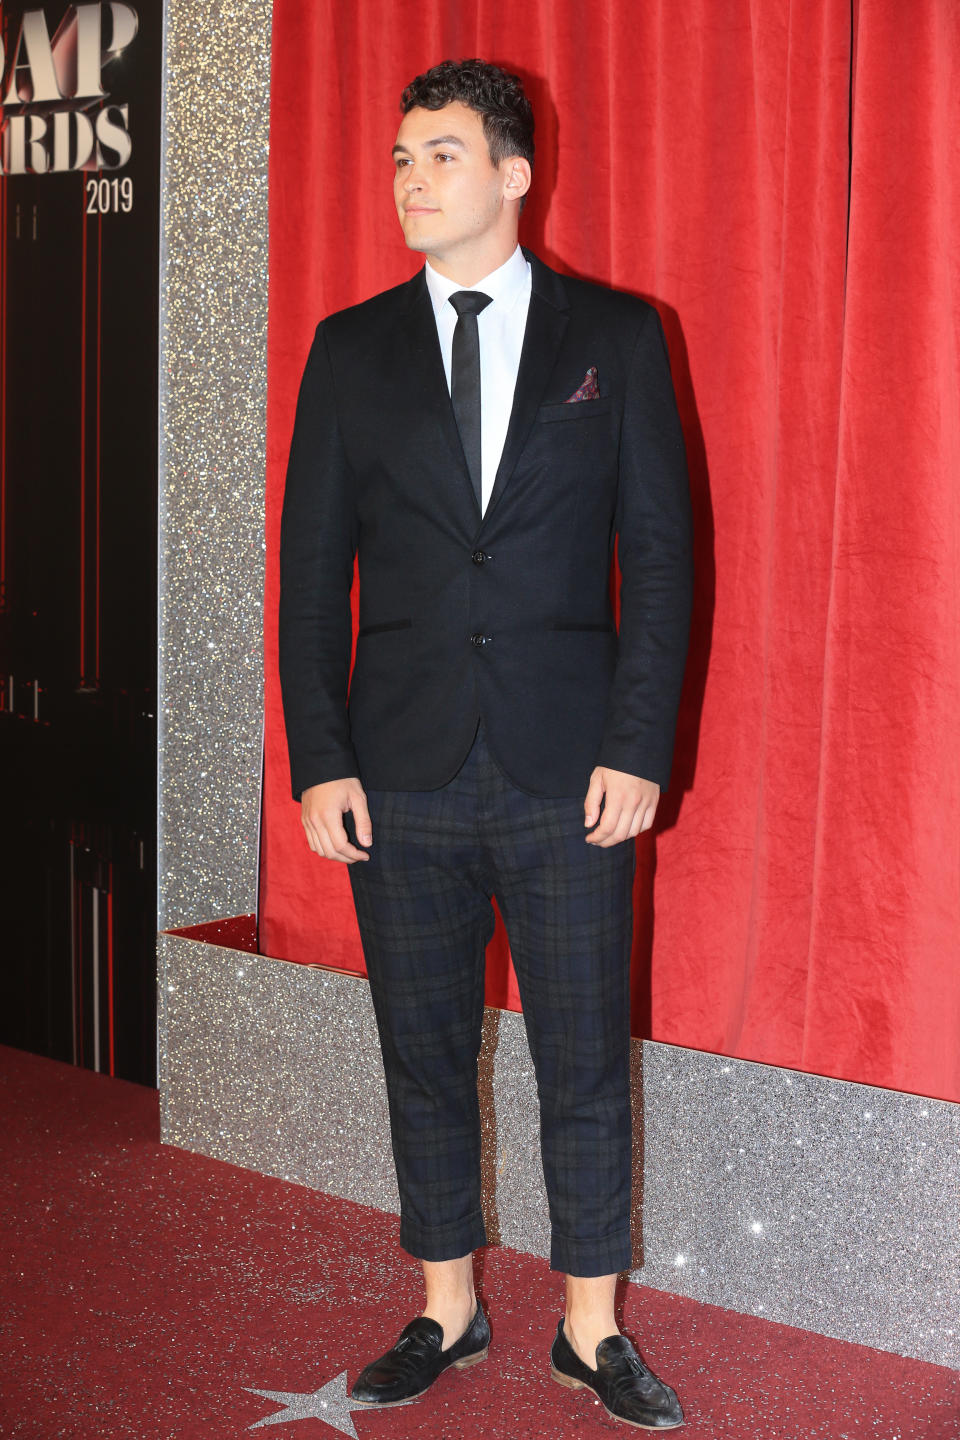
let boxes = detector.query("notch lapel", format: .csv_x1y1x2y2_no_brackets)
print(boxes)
481,253,570,526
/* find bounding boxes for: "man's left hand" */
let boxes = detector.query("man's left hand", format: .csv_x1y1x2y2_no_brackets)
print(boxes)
584,767,660,846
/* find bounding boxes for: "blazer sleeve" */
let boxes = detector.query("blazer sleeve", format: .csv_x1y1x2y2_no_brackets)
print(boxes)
278,321,360,800
596,306,693,790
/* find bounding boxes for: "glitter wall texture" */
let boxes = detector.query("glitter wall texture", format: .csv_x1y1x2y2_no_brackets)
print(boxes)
158,936,960,1372
157,0,272,929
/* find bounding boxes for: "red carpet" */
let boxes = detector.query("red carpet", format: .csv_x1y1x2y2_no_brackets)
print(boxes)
1,1044,958,1440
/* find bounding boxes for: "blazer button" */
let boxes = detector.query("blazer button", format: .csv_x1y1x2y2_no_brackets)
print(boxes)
471,550,487,565
470,632,488,647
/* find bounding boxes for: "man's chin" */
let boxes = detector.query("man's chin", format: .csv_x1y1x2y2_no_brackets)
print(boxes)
400,223,439,256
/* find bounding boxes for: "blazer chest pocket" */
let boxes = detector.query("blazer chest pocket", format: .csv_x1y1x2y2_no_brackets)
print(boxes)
536,397,613,423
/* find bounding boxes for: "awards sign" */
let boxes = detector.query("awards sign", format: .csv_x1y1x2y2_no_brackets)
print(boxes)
0,1,161,1083
1,4,138,177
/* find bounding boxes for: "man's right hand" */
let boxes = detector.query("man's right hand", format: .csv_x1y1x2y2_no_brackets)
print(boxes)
300,778,372,863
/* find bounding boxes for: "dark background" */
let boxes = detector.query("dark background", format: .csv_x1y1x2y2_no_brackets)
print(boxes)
0,2,161,1084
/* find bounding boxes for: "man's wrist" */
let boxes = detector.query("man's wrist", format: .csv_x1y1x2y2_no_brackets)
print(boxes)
595,742,669,793
292,750,361,802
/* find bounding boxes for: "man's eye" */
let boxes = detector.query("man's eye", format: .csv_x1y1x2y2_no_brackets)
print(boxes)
395,158,411,168
435,153,454,162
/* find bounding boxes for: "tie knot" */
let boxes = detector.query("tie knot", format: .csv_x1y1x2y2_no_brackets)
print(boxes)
449,290,493,319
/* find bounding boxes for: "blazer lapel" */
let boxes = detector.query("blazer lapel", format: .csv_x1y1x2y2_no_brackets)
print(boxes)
481,252,570,526
400,273,479,520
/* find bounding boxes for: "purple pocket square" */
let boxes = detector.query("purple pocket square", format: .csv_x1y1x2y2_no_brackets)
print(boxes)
564,367,600,403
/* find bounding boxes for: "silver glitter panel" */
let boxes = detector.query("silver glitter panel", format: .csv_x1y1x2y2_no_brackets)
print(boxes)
630,1045,960,1370
158,935,399,1212
159,935,960,1370
157,0,272,928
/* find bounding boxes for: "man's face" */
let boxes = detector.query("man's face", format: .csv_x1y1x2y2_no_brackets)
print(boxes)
392,101,513,266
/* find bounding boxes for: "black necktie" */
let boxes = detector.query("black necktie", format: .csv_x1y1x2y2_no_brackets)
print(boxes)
449,290,493,508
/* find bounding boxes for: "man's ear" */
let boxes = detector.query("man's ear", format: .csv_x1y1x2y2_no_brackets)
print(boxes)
503,156,532,203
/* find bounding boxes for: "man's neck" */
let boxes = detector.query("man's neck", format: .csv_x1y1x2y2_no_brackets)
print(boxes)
424,233,520,288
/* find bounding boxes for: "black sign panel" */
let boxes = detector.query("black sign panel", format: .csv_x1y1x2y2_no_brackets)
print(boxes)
0,3,161,1083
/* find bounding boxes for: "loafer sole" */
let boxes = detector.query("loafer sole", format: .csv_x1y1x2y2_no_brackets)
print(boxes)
550,1364,684,1430
352,1346,489,1407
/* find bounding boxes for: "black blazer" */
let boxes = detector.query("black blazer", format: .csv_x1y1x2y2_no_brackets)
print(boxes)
279,249,693,800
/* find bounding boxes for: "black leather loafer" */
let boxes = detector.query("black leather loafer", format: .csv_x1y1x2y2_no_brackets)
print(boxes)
350,1303,491,1407
550,1318,684,1429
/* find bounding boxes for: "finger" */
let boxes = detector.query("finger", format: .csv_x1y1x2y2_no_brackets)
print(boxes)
302,814,323,855
587,800,623,844
628,794,660,837
352,794,373,847
317,816,370,864
584,771,605,828
595,807,636,847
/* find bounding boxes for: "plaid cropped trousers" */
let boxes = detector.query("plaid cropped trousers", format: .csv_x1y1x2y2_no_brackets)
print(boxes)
346,717,636,1277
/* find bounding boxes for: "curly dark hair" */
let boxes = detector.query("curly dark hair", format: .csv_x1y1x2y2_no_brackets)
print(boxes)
400,59,534,171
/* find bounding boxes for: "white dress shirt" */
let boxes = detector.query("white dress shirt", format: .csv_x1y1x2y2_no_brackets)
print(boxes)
424,245,532,515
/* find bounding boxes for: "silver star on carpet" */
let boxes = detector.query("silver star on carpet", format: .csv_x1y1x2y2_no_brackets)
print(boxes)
245,1371,364,1435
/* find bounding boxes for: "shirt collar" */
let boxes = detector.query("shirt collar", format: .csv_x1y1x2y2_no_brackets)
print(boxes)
424,245,529,320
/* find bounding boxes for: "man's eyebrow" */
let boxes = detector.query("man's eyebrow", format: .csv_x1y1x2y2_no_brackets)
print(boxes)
391,135,467,157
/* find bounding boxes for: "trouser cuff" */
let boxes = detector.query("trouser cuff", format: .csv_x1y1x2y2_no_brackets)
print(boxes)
550,1225,633,1277
399,1207,488,1262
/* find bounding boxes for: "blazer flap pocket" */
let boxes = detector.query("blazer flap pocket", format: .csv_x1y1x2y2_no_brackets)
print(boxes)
357,619,412,638
536,397,613,423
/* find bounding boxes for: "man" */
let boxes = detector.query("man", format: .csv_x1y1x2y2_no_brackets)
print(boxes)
279,59,692,1430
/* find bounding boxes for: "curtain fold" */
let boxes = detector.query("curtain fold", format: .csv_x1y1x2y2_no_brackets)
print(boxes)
259,0,960,1102
797,0,960,1092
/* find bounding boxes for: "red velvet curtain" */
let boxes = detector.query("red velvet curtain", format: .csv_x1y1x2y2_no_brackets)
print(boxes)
259,0,960,1103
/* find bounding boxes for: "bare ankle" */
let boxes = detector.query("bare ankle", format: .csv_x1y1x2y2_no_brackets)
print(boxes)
422,1294,476,1348
563,1271,619,1366
563,1312,618,1369
420,1254,476,1345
